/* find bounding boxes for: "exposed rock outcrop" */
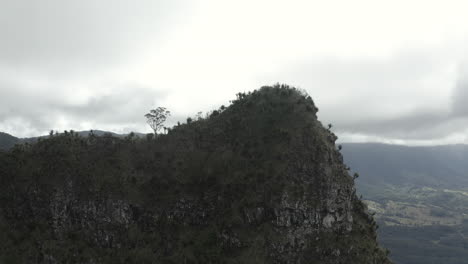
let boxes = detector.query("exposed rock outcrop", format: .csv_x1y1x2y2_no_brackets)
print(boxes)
0,85,392,263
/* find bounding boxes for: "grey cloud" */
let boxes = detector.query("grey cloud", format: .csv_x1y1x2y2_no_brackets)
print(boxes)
334,110,459,140
0,0,190,137
262,50,466,142
340,66,468,141
0,78,168,137
0,80,57,132
262,51,446,121
452,74,468,117
0,0,190,73
59,85,167,124
265,50,442,92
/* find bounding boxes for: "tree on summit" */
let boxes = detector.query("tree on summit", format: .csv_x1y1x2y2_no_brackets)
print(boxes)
145,107,171,134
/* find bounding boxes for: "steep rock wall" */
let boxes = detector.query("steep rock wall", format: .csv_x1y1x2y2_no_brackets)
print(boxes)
0,85,391,263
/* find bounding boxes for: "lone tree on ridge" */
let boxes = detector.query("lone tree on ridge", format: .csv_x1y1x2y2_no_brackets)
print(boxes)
145,107,171,134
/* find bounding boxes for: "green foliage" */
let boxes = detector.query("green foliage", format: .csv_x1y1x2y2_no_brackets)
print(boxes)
0,85,390,263
145,107,171,134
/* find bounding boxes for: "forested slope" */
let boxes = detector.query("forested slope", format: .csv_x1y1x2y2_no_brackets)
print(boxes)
0,85,390,263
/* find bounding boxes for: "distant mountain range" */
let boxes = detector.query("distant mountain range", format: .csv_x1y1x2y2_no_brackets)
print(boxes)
342,143,468,264
342,143,468,191
0,132,19,150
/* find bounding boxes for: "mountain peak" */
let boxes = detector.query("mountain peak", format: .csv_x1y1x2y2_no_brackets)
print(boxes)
0,85,391,263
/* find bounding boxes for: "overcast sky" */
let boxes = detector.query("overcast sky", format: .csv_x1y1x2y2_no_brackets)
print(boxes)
1,0,468,145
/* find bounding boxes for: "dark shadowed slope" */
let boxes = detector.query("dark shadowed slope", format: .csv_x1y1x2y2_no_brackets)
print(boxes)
0,132,19,151
0,85,391,263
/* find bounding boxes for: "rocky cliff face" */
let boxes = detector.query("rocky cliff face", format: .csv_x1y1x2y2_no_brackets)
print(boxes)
0,85,392,263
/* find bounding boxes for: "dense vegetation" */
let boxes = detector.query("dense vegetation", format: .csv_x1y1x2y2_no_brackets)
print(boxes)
0,85,390,263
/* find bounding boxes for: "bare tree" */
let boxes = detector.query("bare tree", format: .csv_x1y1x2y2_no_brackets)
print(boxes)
145,107,171,134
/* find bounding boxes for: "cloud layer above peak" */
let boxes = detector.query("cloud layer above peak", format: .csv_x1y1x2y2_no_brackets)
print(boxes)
2,0,468,145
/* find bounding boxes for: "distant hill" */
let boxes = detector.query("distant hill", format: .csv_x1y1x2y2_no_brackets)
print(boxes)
341,143,468,264
0,132,19,150
342,143,468,190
